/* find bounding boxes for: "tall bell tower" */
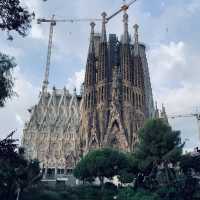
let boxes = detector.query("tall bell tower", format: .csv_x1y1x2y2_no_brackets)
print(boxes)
80,11,154,154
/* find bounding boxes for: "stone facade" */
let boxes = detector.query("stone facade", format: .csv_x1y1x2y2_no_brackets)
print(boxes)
22,88,81,177
80,12,154,154
22,12,155,178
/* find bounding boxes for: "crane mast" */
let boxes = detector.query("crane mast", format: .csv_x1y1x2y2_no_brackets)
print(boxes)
42,15,56,93
38,16,102,93
38,0,138,93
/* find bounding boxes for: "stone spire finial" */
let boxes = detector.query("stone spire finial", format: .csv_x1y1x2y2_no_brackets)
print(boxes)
160,104,169,124
73,88,77,96
101,12,107,43
161,104,165,112
133,24,139,55
89,22,95,53
155,101,159,118
80,83,84,96
90,22,95,34
123,12,129,44
155,101,158,109
63,86,67,95
133,24,139,43
52,86,56,105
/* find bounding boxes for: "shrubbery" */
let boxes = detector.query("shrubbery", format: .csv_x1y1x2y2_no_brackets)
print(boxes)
21,184,117,200
72,119,200,200
7,119,200,200
0,135,42,200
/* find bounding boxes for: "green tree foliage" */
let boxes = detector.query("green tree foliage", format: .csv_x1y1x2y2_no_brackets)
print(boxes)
127,119,184,190
0,0,33,39
74,148,128,187
0,133,42,200
135,119,184,172
180,153,200,174
118,187,159,200
178,154,200,200
0,53,16,107
0,0,33,106
119,153,139,184
21,185,117,200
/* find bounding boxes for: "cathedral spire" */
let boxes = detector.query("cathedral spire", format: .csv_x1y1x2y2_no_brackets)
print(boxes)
121,11,132,82
89,22,95,53
84,22,96,87
155,101,160,118
101,12,107,43
73,88,77,96
122,11,129,44
160,104,169,124
133,24,139,56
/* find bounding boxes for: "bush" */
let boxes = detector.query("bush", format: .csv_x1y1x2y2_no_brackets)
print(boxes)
74,148,129,188
104,182,118,191
37,190,61,200
118,187,159,200
156,186,181,200
21,184,118,200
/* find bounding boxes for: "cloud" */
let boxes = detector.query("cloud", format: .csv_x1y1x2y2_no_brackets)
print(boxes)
66,69,85,93
0,67,39,140
148,41,186,89
148,40,200,112
147,40,200,150
29,21,45,40
156,84,200,115
0,45,24,59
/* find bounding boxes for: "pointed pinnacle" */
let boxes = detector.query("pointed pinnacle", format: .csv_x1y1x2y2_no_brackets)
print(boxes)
101,12,107,42
133,24,139,43
123,12,129,44
90,22,95,34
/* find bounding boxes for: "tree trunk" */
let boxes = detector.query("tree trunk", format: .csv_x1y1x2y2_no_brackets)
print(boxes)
5,181,12,200
99,177,104,192
99,177,105,200
16,187,21,200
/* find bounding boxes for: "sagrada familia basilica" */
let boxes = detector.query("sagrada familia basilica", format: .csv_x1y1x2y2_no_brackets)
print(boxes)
22,11,167,178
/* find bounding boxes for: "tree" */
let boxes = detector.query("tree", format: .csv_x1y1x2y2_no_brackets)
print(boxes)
118,153,139,184
0,133,42,200
0,0,33,106
179,154,200,200
0,0,34,106
180,154,200,175
0,53,16,107
0,0,33,39
74,148,128,189
134,119,184,188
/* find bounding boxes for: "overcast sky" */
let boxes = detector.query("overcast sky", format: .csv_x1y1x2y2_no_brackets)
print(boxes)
0,0,200,151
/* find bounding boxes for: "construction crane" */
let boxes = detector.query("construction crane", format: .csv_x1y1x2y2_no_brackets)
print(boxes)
38,0,138,93
168,113,200,141
37,16,102,93
106,0,137,22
